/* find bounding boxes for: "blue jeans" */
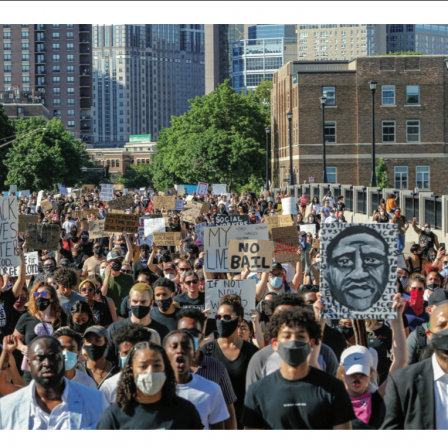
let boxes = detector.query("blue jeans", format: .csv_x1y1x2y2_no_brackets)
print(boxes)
397,235,405,254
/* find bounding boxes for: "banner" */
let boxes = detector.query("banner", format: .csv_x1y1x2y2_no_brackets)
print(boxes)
1,251,38,277
272,226,301,263
197,182,208,197
228,239,273,272
281,197,297,215
100,184,114,202
104,214,139,233
107,193,134,211
26,223,59,251
212,184,227,196
215,214,251,226
153,232,182,246
0,196,19,269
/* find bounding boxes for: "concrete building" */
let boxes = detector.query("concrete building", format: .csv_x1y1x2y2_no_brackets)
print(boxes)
0,24,92,142
270,55,448,196
92,24,204,146
0,89,49,121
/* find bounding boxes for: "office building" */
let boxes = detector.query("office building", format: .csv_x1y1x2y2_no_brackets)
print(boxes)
0,24,92,142
387,24,448,54
92,24,204,146
0,89,49,122
271,55,448,196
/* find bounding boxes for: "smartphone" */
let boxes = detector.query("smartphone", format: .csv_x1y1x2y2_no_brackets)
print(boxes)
440,243,446,251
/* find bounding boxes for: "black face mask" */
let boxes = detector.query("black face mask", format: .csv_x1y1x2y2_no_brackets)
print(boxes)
84,343,107,361
72,321,89,333
43,266,56,275
338,326,354,341
35,298,51,311
112,260,122,272
216,319,239,338
131,305,150,319
277,340,311,367
427,283,440,292
94,246,103,255
431,328,448,354
156,298,172,313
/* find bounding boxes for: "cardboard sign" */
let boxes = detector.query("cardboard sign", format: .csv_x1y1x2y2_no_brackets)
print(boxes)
204,223,269,273
312,238,320,249
0,196,19,269
72,209,100,219
82,184,95,195
114,184,124,191
89,220,121,238
197,182,208,197
153,196,176,210
195,222,207,240
213,184,227,196
1,251,38,277
320,223,398,320
215,214,251,226
26,223,59,250
107,194,135,211
181,201,203,223
397,254,407,269
172,200,184,211
228,239,273,272
272,226,301,263
109,210,124,214
141,218,166,246
18,215,38,233
298,223,316,234
264,214,293,228
100,184,114,202
281,197,297,215
200,202,210,214
205,278,256,319
153,232,181,246
40,199,52,212
104,214,139,233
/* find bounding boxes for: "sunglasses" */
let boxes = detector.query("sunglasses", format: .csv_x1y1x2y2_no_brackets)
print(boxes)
179,268,189,271
33,291,49,298
410,286,424,291
81,287,95,293
185,280,198,285
121,269,132,274
184,328,202,337
215,314,237,322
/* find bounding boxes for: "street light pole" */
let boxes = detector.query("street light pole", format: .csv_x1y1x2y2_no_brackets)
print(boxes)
286,111,294,186
0,127,47,149
265,127,270,192
319,96,328,183
369,80,378,187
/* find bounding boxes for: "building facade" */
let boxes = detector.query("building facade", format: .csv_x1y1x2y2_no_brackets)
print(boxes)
271,56,448,196
0,24,92,142
0,89,49,121
92,24,204,146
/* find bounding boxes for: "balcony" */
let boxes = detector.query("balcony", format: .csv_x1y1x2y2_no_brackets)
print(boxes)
80,104,90,109
80,84,90,88
80,38,90,44
35,33,45,42
80,69,90,76
79,48,90,55
80,93,90,98
79,27,90,33
36,58,45,64
81,135,91,143
36,46,46,53
35,70,46,75
80,115,91,120
81,125,91,132
35,25,45,31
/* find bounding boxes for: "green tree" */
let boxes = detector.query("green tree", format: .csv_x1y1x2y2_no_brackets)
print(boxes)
116,163,152,189
375,158,393,188
247,78,272,113
151,80,269,191
4,117,90,190
0,103,15,188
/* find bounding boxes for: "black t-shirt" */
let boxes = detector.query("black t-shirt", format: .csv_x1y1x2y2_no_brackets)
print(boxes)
368,324,392,384
16,312,68,346
149,306,182,340
337,202,346,212
242,368,355,429
96,397,203,430
323,324,347,362
201,339,259,426
91,300,113,328
0,289,18,337
119,295,131,319
80,241,94,258
174,292,205,311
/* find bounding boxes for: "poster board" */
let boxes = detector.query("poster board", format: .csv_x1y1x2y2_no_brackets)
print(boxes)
100,184,114,202
215,214,251,226
0,196,19,268
172,200,184,211
205,278,256,319
104,214,139,233
212,184,227,196
153,232,182,246
107,193,134,211
141,218,166,246
203,223,269,273
298,223,316,235
272,226,301,263
18,215,38,233
153,196,176,210
181,202,203,223
114,184,124,191
228,239,273,272
89,220,121,238
397,254,407,269
82,184,95,195
40,199,52,212
265,214,294,238
36,190,44,208
312,238,321,249
72,209,100,219
195,222,207,240
177,185,185,196
281,197,297,215
197,182,208,197
9,185,17,194
20,190,31,197
25,223,60,250
320,223,398,320
0,251,38,277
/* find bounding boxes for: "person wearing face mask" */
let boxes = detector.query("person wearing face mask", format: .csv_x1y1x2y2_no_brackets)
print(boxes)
174,271,205,311
82,242,106,278
97,341,203,429
68,224,82,244
132,244,151,281
78,279,113,328
54,328,97,388
412,217,440,259
52,268,86,315
403,278,429,333
372,207,389,223
242,308,354,429
324,209,339,223
424,267,443,301
68,300,97,336
13,282,68,385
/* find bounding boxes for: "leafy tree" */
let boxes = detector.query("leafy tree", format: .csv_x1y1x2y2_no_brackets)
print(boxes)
375,158,392,188
0,103,15,188
4,117,90,190
116,163,152,189
151,80,269,191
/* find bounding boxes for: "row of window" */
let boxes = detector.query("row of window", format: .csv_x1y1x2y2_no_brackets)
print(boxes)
3,24,74,28
50,32,74,39
106,159,120,168
324,120,421,143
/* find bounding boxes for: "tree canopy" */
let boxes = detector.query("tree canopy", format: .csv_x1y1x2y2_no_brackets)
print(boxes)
116,163,152,189
0,103,15,188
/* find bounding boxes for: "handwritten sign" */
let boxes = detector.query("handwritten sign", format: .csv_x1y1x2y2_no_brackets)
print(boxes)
72,209,100,219
89,220,121,238
197,182,208,197
0,196,19,268
26,223,59,250
20,190,31,197
100,184,114,202
40,199,52,212
281,197,297,215
153,196,176,210
312,238,320,249
141,218,166,246
181,202,203,223
228,239,273,272
1,251,38,277
18,215,38,233
272,226,300,263
172,200,184,211
195,222,207,240
298,223,316,234
107,193,134,211
114,184,124,191
104,214,139,233
213,184,227,196
82,184,95,195
264,214,293,228
9,185,17,194
153,232,181,246
215,214,251,226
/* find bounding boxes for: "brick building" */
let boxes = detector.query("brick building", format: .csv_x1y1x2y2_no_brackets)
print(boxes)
271,55,448,196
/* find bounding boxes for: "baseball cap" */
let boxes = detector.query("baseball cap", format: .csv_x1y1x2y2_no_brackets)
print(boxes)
107,250,122,262
195,239,204,247
83,325,109,341
164,262,177,271
340,345,374,376
271,262,283,272
428,289,448,306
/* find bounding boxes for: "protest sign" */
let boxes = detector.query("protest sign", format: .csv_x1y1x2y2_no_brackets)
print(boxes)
72,209,100,219
272,226,300,263
177,185,184,196
104,214,139,233
205,278,256,319
107,193,134,211
141,218,166,246
100,184,114,202
397,253,407,269
264,214,293,228
82,184,95,195
312,238,320,249
9,185,17,194
40,199,52,212
281,197,297,215
59,186,67,195
186,195,194,201
153,196,176,210
18,215,38,233
197,182,208,197
153,232,181,246
204,223,269,273
213,184,227,196
20,190,30,197
200,202,210,213
215,214,251,226
181,201,203,223
0,251,38,277
89,220,121,238
195,222,207,240
228,239,273,272
114,184,124,191
0,196,19,269
26,223,59,251
123,188,129,195
298,223,316,234
36,190,44,207
172,200,184,211
320,223,398,320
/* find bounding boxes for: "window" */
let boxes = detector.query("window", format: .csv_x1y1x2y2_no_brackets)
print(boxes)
382,85,395,105
4,66,11,72
416,166,429,189
406,85,420,104
382,121,395,142
53,43,60,50
22,43,29,50
394,167,408,189
3,32,11,39
323,87,336,105
67,77,74,83
52,32,60,39
67,65,74,72
116,160,120,168
21,32,29,39
406,120,420,142
324,122,336,143
3,54,11,61
66,24,74,28
22,65,29,72
53,87,60,95
68,110,75,116
66,32,74,39
67,54,74,61
53,99,61,106
53,54,60,61
326,167,337,183
53,76,60,83
112,160,115,168
18,107,24,114
67,99,75,105
4,76,11,83
22,54,29,61
53,66,60,72
3,43,11,50
67,121,75,128
22,76,30,83
67,43,74,51
67,88,74,94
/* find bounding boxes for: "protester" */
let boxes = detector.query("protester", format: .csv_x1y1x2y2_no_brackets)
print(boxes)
82,241,106,278
174,270,205,311
78,279,113,328
52,268,86,315
67,300,96,336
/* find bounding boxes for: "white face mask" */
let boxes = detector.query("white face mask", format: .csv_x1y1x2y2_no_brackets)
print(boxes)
380,212,384,216
165,273,176,280
100,268,106,277
330,213,335,217
134,372,166,396
425,228,431,233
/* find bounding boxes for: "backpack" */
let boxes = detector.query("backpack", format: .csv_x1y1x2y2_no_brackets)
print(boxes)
415,325,428,361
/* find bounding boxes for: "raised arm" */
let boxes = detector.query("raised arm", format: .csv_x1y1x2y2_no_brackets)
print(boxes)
289,248,303,291
12,248,25,298
412,217,421,234
256,272,269,302
123,232,133,264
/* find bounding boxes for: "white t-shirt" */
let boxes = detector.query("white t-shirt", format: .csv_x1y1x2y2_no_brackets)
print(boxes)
324,216,339,223
324,196,335,208
69,369,97,389
311,203,321,214
176,373,229,429
63,220,77,233
100,372,122,404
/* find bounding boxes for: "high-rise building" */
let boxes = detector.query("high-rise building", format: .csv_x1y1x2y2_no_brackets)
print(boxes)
92,24,204,146
0,24,92,142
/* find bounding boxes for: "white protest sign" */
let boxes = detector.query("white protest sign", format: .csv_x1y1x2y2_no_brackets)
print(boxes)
171,200,184,211
9,185,17,194
281,197,297,215
100,184,114,202
67,188,72,194
0,196,19,269
20,190,30,197
203,223,269,273
36,190,44,207
186,195,194,201
205,278,256,319
140,218,165,246
298,224,316,234
177,185,184,196
123,188,129,195
140,187,146,192
197,182,208,197
195,222,207,240
0,251,38,277
213,184,227,196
